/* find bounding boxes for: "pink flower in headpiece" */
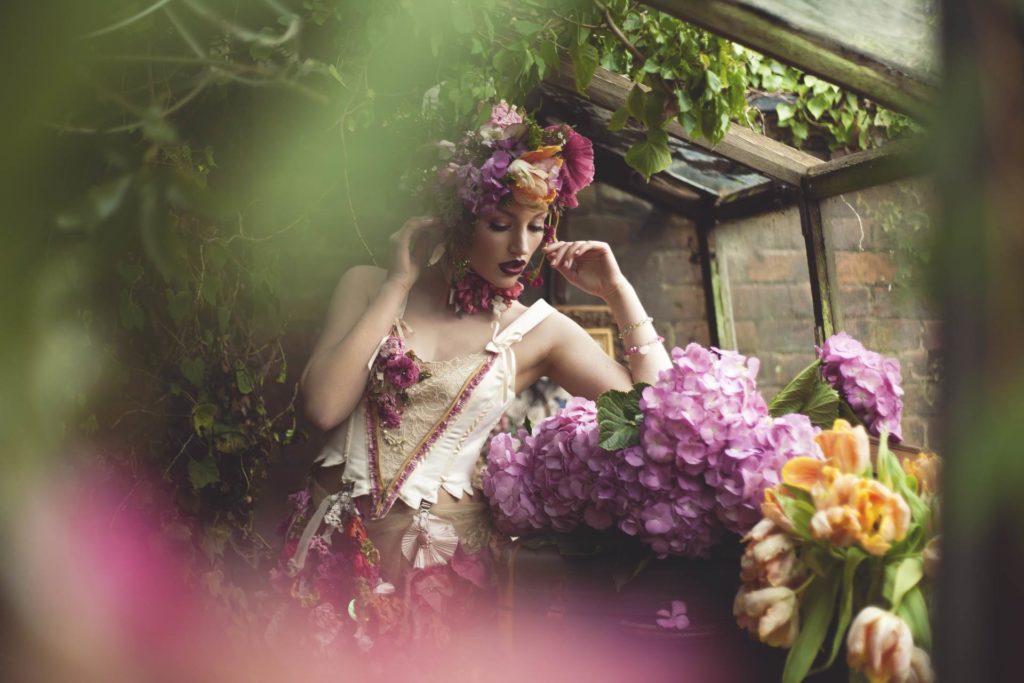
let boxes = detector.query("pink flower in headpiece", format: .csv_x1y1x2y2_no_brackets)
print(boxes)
489,100,524,128
550,126,595,209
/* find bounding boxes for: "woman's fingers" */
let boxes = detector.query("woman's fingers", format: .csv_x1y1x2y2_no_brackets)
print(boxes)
547,241,576,268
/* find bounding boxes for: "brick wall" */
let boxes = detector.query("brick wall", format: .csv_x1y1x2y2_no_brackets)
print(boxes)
558,182,711,349
712,207,818,403
821,178,940,449
566,178,941,451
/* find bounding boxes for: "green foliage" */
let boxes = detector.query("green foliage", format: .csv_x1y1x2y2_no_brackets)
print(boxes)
596,382,649,451
744,50,922,150
783,568,842,683
40,0,926,634
768,359,841,427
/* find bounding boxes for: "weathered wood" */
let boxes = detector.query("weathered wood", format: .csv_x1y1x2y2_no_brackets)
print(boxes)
712,182,800,223
697,206,722,348
803,139,927,199
644,0,936,118
590,144,706,218
797,196,838,344
548,62,820,186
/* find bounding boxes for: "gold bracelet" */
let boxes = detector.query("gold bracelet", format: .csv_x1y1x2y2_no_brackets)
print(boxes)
618,316,653,340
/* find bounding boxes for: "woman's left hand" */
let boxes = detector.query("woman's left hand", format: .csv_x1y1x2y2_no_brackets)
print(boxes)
543,240,629,300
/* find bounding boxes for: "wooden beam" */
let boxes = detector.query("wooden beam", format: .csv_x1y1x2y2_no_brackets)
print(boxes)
590,144,707,218
644,0,935,119
802,139,927,199
797,196,839,344
547,62,820,186
712,182,800,223
696,203,722,348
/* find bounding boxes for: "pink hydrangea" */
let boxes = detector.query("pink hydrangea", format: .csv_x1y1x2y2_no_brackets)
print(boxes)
481,430,548,534
483,344,822,553
818,332,904,441
527,398,602,532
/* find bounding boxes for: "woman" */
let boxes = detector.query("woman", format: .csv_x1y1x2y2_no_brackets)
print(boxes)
274,102,672,651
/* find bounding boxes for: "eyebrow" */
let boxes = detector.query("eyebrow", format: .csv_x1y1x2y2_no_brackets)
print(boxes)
496,208,548,221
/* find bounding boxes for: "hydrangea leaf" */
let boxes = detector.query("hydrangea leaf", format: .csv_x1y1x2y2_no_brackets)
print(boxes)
597,382,649,451
769,359,840,426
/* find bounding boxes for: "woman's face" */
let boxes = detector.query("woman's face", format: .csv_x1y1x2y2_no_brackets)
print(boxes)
466,200,548,287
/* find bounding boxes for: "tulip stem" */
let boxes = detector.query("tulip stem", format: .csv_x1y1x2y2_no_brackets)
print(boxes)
793,573,817,595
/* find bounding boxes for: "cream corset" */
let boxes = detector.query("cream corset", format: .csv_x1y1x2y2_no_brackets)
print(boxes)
314,298,554,519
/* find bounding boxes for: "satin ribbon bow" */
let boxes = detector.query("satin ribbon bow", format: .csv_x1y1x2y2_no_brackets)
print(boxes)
485,320,523,404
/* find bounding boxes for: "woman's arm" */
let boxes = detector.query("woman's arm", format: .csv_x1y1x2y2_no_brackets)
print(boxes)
542,239,672,390
299,266,409,430
300,217,439,431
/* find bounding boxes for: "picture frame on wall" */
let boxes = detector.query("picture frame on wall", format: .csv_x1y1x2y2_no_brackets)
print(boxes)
556,305,621,362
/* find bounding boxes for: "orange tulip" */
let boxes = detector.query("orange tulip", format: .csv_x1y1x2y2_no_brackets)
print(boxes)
733,585,799,648
901,451,941,497
809,474,911,555
740,518,804,588
781,456,829,491
847,607,914,682
815,419,871,475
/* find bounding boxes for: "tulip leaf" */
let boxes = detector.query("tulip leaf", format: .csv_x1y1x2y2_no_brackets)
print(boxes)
597,382,649,451
895,585,931,650
890,557,924,611
768,360,840,427
814,548,867,673
782,569,842,683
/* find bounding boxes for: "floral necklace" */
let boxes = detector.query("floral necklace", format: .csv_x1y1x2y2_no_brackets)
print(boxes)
448,268,525,317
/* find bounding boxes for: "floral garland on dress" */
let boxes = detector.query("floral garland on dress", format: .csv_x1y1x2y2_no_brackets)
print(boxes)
367,336,431,430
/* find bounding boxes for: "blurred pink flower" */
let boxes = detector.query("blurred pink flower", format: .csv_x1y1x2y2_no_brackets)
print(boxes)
656,600,690,630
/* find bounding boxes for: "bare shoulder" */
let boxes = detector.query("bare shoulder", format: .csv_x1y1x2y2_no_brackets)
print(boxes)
528,307,593,352
333,264,388,303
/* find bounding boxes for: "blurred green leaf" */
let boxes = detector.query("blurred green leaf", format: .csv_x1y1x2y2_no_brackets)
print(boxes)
188,456,220,489
570,41,598,94
192,402,216,435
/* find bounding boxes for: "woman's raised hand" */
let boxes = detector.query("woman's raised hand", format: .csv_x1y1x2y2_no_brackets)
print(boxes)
544,239,629,300
387,216,442,290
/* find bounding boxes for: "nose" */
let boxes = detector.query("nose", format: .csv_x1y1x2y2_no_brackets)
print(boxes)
509,225,530,257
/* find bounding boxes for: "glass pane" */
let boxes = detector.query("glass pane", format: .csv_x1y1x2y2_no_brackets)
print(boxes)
821,177,940,449
713,206,817,401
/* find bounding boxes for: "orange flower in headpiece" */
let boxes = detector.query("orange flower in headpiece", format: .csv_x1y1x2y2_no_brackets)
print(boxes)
508,145,563,208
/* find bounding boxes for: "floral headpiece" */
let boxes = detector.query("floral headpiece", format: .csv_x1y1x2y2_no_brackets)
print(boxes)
436,101,595,217
427,101,595,287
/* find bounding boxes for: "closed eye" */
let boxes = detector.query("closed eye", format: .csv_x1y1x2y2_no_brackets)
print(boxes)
528,223,545,232
488,222,511,231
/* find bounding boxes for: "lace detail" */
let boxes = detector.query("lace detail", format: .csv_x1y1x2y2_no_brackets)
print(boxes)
377,351,489,487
